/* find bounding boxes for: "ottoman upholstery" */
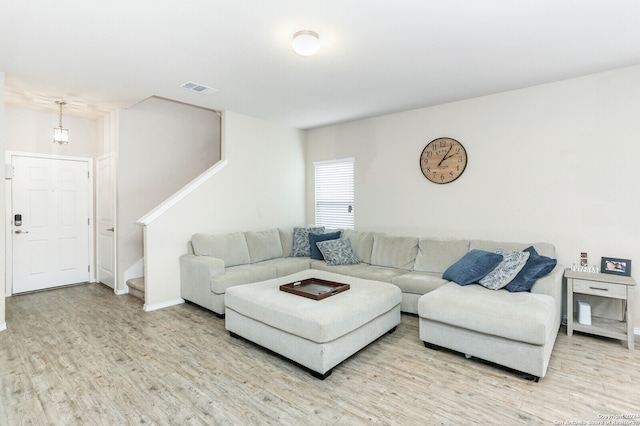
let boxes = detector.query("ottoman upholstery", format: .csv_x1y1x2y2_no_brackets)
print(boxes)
225,269,401,378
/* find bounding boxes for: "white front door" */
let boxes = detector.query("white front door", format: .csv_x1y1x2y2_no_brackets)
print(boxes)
11,155,91,293
96,154,116,290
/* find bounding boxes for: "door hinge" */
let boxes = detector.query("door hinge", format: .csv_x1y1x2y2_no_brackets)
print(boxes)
88,265,90,272
88,218,90,225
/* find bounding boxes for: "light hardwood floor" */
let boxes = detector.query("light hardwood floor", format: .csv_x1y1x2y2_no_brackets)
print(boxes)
1,283,639,425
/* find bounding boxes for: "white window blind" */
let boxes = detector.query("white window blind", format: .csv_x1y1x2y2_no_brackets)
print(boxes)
314,158,354,229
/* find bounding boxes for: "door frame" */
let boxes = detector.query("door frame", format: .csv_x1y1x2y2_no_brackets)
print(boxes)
5,151,95,296
96,153,118,293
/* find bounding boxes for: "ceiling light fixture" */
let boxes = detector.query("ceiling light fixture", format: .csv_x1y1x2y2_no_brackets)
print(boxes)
292,30,320,56
53,101,69,145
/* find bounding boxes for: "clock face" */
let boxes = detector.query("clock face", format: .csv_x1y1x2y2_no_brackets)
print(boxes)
420,137,467,184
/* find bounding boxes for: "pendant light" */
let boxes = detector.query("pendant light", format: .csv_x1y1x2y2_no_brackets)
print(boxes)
53,101,69,145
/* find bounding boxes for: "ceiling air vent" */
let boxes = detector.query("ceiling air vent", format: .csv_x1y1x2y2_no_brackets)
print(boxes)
181,81,219,95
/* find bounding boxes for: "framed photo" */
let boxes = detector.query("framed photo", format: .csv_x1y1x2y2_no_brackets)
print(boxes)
600,257,632,276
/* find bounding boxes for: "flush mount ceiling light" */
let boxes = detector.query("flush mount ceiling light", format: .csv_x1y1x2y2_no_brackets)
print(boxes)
53,101,69,145
292,30,320,56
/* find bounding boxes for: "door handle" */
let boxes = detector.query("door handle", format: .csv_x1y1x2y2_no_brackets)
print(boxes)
14,230,29,234
107,228,114,232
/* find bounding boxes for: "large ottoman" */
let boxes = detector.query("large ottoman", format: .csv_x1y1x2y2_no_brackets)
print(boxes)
225,269,402,379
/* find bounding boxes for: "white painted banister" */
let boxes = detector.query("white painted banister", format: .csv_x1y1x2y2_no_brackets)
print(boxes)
136,159,228,225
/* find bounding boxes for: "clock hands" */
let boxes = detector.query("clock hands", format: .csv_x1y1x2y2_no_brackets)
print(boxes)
437,144,458,167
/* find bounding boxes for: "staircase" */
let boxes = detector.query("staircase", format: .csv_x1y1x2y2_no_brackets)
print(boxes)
127,277,145,300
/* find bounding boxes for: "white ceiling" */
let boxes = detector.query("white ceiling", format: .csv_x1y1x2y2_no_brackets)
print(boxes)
1,1,639,129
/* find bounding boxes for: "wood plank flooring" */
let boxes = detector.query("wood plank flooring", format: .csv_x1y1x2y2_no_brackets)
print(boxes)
1,283,639,425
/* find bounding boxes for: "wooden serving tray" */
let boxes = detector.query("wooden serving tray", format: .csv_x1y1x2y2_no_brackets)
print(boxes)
280,278,350,300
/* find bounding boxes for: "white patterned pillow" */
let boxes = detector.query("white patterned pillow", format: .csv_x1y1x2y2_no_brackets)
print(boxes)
291,226,325,257
479,248,530,290
316,238,361,266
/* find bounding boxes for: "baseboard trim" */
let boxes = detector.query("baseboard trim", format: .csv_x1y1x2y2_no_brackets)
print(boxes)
115,288,128,296
0,322,7,332
143,298,184,312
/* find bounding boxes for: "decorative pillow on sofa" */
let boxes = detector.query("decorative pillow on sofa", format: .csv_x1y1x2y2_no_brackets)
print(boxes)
442,249,503,285
291,226,325,257
316,238,361,266
309,231,341,260
504,246,557,292
479,248,530,290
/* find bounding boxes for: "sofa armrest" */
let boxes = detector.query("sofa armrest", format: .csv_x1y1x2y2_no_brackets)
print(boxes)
180,254,225,306
530,264,564,324
180,254,225,277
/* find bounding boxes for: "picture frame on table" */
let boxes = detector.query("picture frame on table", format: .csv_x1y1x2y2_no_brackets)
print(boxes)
600,257,632,276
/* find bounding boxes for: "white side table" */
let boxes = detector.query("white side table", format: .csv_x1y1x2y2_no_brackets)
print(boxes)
565,269,635,350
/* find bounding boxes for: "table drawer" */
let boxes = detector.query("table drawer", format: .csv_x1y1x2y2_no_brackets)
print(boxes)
573,279,627,299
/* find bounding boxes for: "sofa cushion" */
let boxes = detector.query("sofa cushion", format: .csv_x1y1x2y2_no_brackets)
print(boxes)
245,229,283,263
504,246,558,293
311,259,403,283
342,229,374,264
255,257,312,277
291,226,325,257
479,248,530,290
442,249,503,285
418,282,556,345
392,271,448,295
470,240,555,259
413,239,470,273
371,233,419,270
192,232,250,267
309,231,342,260
278,228,294,257
316,238,360,265
310,260,369,275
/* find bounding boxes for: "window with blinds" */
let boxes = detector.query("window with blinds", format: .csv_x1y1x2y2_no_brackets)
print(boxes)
314,158,354,229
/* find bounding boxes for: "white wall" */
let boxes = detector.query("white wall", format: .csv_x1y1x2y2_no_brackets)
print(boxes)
5,106,101,158
0,71,6,331
306,65,640,329
117,97,220,291
142,111,306,309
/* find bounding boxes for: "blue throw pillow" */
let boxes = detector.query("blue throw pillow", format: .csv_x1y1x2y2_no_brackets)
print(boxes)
442,249,504,285
504,246,557,292
309,231,342,260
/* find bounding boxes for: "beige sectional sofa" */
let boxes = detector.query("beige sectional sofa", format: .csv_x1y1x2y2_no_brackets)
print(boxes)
180,227,563,379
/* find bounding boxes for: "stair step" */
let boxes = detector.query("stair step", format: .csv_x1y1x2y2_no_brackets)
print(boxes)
126,277,145,300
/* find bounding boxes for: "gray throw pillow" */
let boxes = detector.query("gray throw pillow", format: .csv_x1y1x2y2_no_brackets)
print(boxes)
291,226,325,257
316,238,361,266
479,248,530,290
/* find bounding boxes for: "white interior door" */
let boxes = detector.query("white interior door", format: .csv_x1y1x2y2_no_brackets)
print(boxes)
11,156,90,293
97,154,116,289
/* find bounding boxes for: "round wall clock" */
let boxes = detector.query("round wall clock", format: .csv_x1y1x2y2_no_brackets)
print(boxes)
420,137,468,184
